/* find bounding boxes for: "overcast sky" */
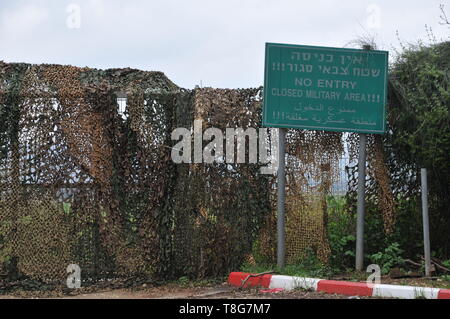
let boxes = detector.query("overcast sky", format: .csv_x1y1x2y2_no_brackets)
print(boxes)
0,0,448,88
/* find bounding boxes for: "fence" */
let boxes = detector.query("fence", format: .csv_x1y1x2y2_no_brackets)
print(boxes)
0,62,395,289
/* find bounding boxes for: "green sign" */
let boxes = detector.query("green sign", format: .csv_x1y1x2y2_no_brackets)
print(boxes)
263,43,388,133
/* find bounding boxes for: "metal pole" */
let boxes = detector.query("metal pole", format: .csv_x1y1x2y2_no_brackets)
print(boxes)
421,168,431,277
356,133,367,271
277,128,286,269
355,44,373,271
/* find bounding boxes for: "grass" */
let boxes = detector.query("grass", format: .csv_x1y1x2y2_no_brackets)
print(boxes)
241,262,336,279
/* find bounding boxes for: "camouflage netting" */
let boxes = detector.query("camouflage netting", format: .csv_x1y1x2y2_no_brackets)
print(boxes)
345,133,396,235
0,61,394,288
0,62,181,283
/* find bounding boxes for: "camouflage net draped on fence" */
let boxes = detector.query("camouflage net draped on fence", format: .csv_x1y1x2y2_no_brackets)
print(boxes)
345,133,396,235
0,62,395,287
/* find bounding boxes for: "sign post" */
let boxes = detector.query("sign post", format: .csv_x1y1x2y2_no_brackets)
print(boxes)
355,44,374,271
277,128,286,269
263,43,388,270
355,132,367,271
421,168,431,277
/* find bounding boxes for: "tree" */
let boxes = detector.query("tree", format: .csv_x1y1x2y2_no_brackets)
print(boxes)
387,41,450,257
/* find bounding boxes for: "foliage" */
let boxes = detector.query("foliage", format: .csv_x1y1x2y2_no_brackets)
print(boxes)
176,276,190,287
388,197,424,258
284,247,335,278
369,242,405,275
386,41,450,258
240,262,273,275
241,250,335,279
442,260,450,268
327,196,355,271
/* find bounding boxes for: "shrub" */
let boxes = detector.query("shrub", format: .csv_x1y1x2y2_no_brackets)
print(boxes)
369,242,405,275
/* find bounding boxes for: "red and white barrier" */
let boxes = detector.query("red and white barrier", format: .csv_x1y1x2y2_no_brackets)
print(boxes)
228,272,450,299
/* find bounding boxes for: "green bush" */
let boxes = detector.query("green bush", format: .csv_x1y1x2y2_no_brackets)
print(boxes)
327,196,355,271
386,41,450,258
369,242,405,275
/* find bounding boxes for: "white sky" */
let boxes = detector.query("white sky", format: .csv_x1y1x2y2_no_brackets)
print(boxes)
0,0,448,88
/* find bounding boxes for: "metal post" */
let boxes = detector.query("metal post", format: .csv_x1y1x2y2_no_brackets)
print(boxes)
421,168,431,277
355,44,373,271
277,128,286,269
356,133,367,271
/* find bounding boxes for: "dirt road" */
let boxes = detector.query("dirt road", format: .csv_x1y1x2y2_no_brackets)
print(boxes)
0,283,378,299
